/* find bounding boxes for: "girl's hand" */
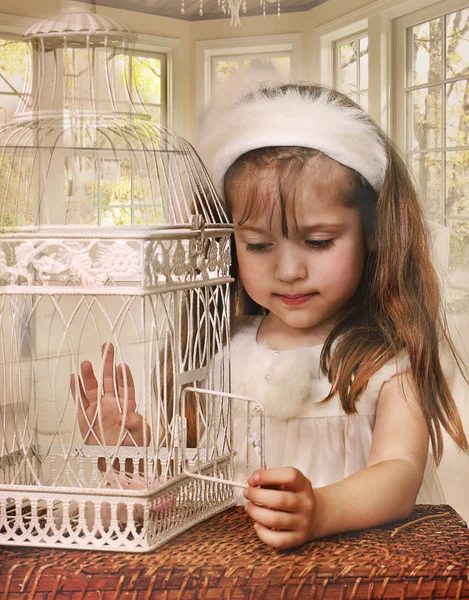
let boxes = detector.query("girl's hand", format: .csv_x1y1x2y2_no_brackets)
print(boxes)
243,467,316,549
70,343,150,446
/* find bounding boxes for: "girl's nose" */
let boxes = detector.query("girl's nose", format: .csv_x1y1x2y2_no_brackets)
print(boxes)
274,246,307,283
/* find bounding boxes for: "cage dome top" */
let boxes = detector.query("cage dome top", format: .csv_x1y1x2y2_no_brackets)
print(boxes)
0,0,229,232
23,4,135,42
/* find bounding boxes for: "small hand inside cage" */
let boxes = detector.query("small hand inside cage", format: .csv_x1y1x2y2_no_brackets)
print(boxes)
71,342,150,446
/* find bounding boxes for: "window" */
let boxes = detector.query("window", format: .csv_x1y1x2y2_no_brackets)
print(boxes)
212,52,291,94
395,1,469,313
64,48,166,124
62,49,167,226
0,36,31,124
196,34,301,112
334,32,369,111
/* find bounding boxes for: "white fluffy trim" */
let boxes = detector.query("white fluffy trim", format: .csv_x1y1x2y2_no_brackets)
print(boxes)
231,341,314,420
197,79,387,197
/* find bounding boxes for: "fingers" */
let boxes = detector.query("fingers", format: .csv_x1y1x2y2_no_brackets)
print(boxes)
115,411,151,446
248,467,307,492
80,360,99,404
244,500,298,530
244,486,298,512
115,411,142,430
252,522,307,550
117,363,136,412
101,343,115,396
244,468,316,549
70,373,89,412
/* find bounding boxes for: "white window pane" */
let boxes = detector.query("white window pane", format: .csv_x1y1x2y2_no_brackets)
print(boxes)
213,54,291,93
64,49,90,109
0,93,24,124
339,41,358,95
448,220,469,287
359,37,368,91
241,56,290,77
447,287,469,315
95,51,130,105
132,56,161,105
101,206,132,226
100,158,132,210
446,8,469,79
409,18,442,87
134,206,164,225
0,39,30,96
111,54,131,104
407,86,442,150
64,157,98,225
215,59,239,87
359,91,368,112
446,79,469,147
411,152,443,215
446,151,469,217
134,104,161,124
271,56,291,78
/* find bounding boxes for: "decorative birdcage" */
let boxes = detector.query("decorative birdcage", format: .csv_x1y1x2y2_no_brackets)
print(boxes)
0,1,264,552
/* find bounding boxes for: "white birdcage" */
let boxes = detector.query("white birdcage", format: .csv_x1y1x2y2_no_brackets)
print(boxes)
0,2,264,552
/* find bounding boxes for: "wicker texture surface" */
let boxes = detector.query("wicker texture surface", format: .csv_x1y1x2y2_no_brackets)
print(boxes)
0,504,467,599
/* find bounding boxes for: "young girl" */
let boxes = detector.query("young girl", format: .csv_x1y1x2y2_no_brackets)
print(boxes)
74,80,468,550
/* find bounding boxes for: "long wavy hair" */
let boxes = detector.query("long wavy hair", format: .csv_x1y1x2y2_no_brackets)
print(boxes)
224,83,468,464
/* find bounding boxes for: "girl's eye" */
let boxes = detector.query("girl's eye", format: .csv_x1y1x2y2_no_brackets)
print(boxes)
245,243,272,252
305,239,333,250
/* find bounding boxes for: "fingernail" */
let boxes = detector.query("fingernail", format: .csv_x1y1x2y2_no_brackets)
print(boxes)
243,487,249,498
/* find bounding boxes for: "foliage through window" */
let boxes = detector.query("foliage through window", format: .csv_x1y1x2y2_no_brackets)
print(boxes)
212,53,291,93
405,7,469,312
334,33,368,111
0,37,30,124
62,49,166,226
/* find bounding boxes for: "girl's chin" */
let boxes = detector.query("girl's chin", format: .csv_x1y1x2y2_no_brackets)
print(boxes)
270,313,325,330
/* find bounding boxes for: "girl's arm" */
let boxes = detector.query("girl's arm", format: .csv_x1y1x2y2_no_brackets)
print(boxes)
311,369,429,538
243,370,429,548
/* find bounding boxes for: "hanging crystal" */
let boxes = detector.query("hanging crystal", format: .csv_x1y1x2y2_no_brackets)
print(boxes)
180,0,281,25
227,0,243,26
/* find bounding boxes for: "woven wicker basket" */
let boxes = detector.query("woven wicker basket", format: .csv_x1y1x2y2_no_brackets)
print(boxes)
0,504,467,599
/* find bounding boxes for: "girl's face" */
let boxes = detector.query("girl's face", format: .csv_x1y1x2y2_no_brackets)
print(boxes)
231,157,366,344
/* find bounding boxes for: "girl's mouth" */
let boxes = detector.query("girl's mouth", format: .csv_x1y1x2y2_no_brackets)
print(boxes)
276,293,317,306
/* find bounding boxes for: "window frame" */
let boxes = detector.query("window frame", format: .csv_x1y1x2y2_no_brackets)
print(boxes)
394,0,469,294
196,33,302,115
128,49,167,125
333,29,369,110
210,50,292,95
314,0,444,134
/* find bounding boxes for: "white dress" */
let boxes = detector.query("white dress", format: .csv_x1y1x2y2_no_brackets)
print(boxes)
229,315,445,504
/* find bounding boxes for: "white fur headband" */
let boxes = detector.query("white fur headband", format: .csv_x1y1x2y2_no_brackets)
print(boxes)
197,81,388,199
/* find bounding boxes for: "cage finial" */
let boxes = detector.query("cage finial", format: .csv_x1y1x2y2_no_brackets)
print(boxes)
61,0,97,14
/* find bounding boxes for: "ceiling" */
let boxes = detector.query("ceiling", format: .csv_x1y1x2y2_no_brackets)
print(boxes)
76,0,330,21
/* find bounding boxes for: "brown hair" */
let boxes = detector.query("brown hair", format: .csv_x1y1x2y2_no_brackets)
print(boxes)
225,83,468,464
